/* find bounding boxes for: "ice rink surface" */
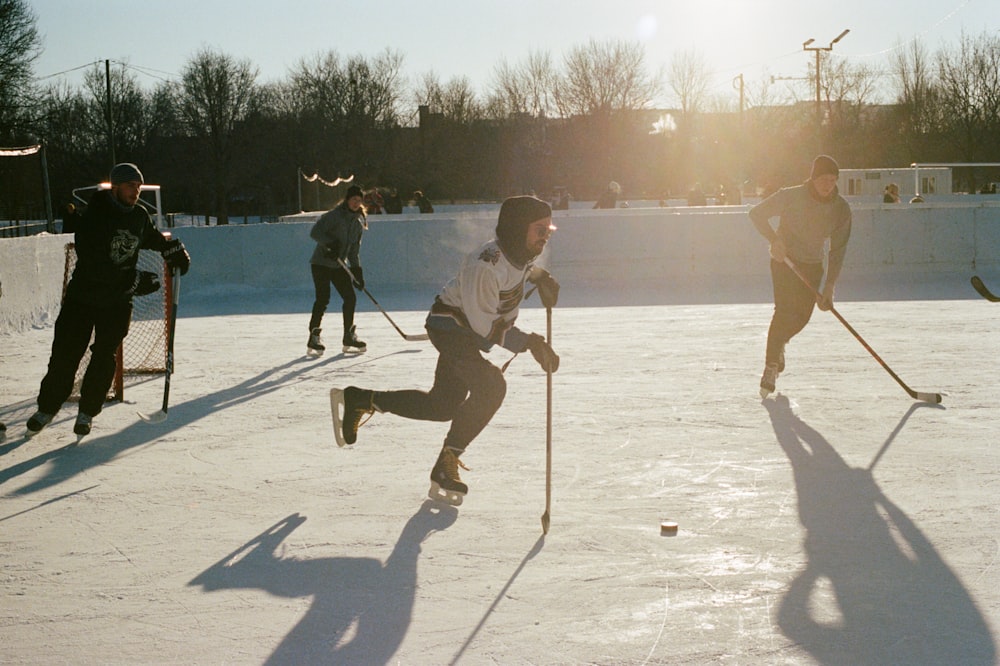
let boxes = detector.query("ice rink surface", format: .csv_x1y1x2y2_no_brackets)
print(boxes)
1,288,998,664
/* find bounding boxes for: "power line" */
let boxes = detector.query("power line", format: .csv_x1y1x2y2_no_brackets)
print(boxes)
841,0,974,59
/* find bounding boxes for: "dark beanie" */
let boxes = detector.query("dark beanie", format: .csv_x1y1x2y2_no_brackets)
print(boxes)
109,162,143,185
810,155,839,180
345,184,364,199
496,195,552,266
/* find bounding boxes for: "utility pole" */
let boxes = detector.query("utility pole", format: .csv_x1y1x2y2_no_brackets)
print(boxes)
105,59,116,167
802,29,849,151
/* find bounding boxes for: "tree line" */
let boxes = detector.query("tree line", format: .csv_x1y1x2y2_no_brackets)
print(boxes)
3,0,999,225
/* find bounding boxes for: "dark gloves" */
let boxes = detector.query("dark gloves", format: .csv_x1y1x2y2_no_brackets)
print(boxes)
351,266,365,290
161,238,190,276
526,333,560,373
127,270,161,297
530,269,559,308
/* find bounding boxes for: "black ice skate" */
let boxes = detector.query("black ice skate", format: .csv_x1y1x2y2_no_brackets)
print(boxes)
428,447,469,506
329,386,376,447
342,325,367,354
26,410,54,436
307,328,325,356
73,413,93,438
759,362,779,399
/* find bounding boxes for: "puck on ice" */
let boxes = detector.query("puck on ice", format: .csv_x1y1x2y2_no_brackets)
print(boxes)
660,520,678,536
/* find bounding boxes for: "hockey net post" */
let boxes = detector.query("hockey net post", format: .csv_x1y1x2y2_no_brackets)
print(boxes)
63,238,173,403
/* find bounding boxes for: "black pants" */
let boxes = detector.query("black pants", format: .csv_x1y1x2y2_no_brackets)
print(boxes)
309,264,356,335
373,328,507,454
766,259,824,366
36,298,132,417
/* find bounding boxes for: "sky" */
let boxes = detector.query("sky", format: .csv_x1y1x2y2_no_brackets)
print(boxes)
29,0,994,105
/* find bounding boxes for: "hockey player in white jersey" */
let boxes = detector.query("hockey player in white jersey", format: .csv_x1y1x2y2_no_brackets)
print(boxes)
331,195,560,505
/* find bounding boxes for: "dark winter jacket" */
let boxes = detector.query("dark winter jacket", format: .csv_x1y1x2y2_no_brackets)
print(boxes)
65,189,172,307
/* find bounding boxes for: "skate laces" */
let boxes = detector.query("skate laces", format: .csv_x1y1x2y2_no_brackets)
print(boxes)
441,450,470,480
349,391,376,433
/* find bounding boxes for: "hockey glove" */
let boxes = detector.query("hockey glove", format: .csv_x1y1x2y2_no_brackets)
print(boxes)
351,266,365,290
527,333,560,373
161,239,191,276
530,269,560,308
128,270,161,297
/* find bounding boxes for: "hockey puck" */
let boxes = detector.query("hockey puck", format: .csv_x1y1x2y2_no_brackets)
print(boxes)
660,520,678,536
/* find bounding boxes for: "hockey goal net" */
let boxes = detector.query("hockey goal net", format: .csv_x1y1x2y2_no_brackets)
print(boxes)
63,240,173,403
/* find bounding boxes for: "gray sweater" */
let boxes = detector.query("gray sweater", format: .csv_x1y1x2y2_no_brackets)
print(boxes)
749,183,852,285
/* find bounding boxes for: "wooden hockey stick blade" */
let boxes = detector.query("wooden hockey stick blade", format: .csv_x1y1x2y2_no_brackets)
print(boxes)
137,409,168,424
337,258,429,342
971,276,1000,302
541,510,550,534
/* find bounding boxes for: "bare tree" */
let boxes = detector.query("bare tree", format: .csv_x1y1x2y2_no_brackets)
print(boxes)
667,49,710,115
414,71,482,124
936,31,1000,164
82,61,152,165
486,50,558,119
0,0,41,138
179,48,259,224
556,39,660,117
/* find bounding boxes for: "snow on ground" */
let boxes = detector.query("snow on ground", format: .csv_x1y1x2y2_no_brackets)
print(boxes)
1,289,998,664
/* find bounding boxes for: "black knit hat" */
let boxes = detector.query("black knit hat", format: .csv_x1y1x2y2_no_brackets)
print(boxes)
345,184,364,200
810,155,839,180
109,162,143,185
496,195,552,266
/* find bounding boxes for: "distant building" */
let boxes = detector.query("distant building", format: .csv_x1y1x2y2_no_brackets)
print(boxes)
837,167,951,201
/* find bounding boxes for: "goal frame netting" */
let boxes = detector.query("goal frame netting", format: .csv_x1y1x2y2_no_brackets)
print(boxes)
63,239,174,403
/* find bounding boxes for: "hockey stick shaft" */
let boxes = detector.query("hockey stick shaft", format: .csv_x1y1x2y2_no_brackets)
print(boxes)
971,276,1000,302
541,306,553,534
139,269,180,422
337,259,429,341
783,258,941,403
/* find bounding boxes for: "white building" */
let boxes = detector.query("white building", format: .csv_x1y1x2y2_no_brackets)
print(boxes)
838,167,951,202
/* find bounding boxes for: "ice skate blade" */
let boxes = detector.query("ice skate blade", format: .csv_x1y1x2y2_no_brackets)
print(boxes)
306,347,325,358
329,388,350,447
342,345,367,354
428,482,464,506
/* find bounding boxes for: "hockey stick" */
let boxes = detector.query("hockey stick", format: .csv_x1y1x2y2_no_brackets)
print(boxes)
970,275,1000,302
783,258,942,404
337,258,429,341
541,306,553,534
139,269,180,423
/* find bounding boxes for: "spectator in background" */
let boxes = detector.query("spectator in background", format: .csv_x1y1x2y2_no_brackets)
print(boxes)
883,183,900,203
686,183,707,206
363,187,384,214
414,190,434,213
383,187,403,214
593,181,620,209
60,202,82,234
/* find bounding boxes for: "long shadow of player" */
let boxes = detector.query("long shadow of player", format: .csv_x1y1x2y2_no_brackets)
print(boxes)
763,395,994,665
190,500,457,665
1,350,418,496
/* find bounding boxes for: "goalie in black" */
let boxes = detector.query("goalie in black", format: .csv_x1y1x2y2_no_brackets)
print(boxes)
27,163,190,438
